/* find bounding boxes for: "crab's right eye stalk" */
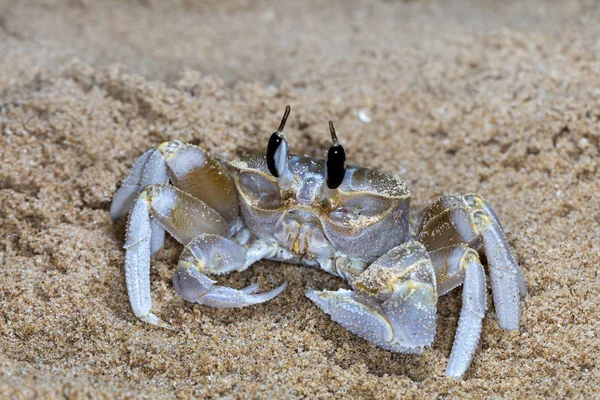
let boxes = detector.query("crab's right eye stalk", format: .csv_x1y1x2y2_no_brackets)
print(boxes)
266,105,291,178
325,121,346,189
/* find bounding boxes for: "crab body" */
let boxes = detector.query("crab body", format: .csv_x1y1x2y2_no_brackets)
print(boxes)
235,153,410,263
111,109,526,378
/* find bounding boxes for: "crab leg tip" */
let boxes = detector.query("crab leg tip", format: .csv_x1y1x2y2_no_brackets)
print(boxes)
139,313,175,331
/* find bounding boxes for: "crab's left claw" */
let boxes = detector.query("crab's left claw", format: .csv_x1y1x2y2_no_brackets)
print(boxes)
307,242,438,354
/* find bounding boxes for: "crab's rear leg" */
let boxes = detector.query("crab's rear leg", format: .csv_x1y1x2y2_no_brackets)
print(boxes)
307,241,438,353
419,194,526,330
111,147,156,220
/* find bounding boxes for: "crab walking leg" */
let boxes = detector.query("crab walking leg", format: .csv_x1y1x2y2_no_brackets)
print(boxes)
419,194,526,330
447,255,486,377
173,234,287,308
124,196,159,326
111,141,239,222
149,218,166,255
424,194,527,299
480,221,525,329
112,141,240,256
112,145,172,253
124,184,229,327
110,147,156,220
429,245,487,378
307,241,437,353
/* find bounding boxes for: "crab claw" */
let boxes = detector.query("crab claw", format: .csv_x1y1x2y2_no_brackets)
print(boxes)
196,282,288,308
307,288,399,348
307,241,437,353
172,234,287,308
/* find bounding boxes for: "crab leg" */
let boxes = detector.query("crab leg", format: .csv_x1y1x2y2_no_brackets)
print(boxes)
419,194,526,330
173,234,287,308
429,244,487,378
125,184,229,328
111,140,240,253
307,241,438,353
110,146,158,220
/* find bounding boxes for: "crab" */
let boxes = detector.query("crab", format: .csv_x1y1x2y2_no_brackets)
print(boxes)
110,106,527,378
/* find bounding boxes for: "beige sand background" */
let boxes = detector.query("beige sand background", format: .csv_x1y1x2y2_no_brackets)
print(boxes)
1,0,599,398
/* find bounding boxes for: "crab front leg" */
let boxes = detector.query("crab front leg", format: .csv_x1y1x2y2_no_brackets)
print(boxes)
113,142,286,327
307,241,438,354
418,194,527,330
124,184,228,327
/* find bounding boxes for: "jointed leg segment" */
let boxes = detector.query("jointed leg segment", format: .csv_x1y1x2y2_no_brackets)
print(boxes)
418,194,525,376
110,140,239,226
419,193,526,330
429,244,487,377
123,184,229,327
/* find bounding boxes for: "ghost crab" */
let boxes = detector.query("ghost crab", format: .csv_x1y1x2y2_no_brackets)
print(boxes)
111,106,527,378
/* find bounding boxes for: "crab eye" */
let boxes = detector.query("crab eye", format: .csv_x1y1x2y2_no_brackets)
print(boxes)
266,132,288,177
325,121,346,189
266,105,291,178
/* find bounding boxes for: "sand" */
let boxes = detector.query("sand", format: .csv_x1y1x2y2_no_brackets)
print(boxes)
1,0,599,398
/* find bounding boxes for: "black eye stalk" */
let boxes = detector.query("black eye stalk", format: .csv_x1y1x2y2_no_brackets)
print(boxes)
325,121,346,189
266,105,291,178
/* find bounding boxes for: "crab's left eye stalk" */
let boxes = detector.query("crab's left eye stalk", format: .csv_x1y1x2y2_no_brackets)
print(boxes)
266,105,291,178
325,121,346,189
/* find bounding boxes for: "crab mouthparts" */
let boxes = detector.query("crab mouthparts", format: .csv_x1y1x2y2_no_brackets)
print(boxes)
273,210,333,257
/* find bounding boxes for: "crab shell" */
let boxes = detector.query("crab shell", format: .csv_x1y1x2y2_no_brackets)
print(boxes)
228,154,411,260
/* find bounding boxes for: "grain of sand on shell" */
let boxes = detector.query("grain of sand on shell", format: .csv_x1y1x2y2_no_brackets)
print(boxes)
0,0,599,398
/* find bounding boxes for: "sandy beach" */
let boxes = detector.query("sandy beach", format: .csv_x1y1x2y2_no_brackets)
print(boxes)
0,0,599,398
